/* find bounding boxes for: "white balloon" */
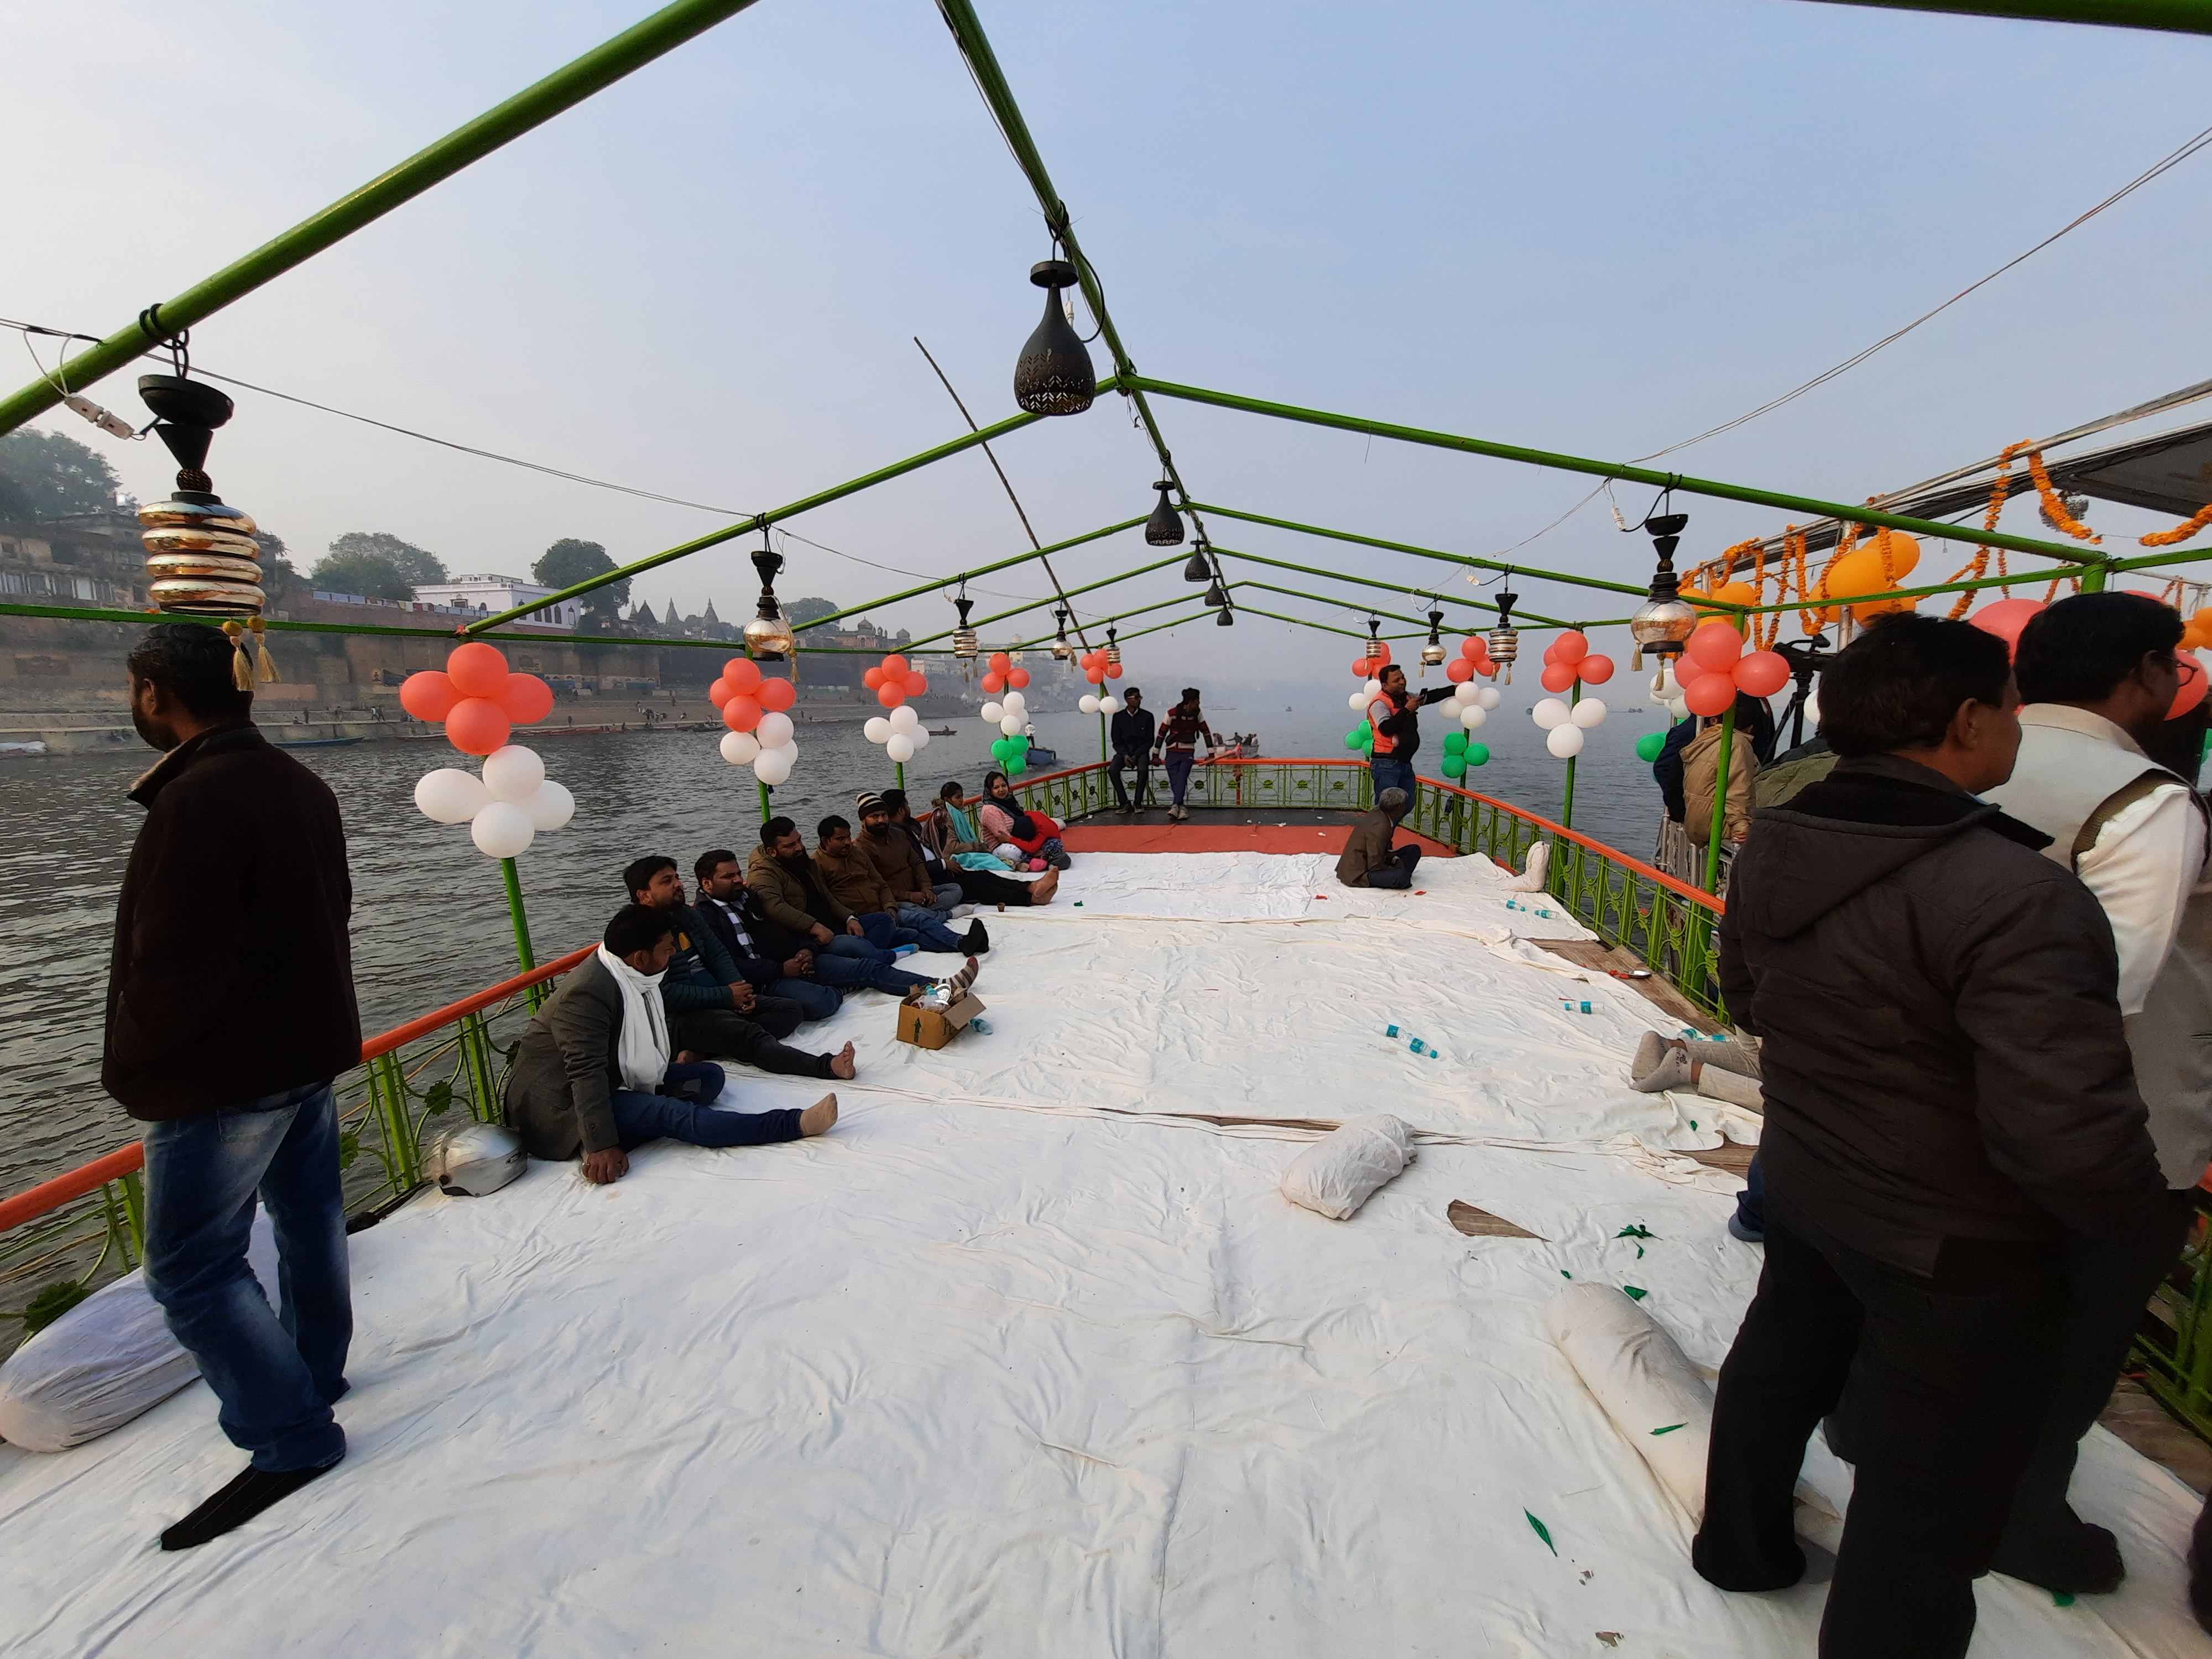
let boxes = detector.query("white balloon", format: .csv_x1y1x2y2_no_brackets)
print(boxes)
721,730,761,765
1454,681,1482,705
415,768,489,825
469,799,535,858
1667,697,1690,721
755,711,795,750
480,744,545,804
910,727,930,748
1459,704,1488,731
885,733,915,763
1362,677,1382,700
980,701,1004,723
889,703,920,732
1571,697,1609,729
1532,697,1571,731
1001,690,1027,715
999,714,1024,735
1078,695,1100,714
1546,723,1587,759
1477,686,1503,709
523,778,575,831
863,717,891,744
754,747,794,785
1348,689,1369,712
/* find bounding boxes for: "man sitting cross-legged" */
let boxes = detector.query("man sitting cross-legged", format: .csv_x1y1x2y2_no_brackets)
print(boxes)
814,813,985,957
745,817,975,995
624,855,856,1082
692,848,843,1023
505,904,839,1187
855,790,967,927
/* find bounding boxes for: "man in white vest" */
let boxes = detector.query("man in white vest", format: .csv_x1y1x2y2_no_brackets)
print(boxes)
1983,589,2209,1595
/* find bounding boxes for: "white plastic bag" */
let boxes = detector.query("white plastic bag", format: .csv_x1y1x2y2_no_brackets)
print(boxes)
1506,840,1551,892
1545,1282,1714,1520
1280,1114,1417,1220
0,1209,281,1453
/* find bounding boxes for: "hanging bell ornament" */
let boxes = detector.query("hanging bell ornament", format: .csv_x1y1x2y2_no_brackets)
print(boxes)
1203,581,1228,609
744,536,797,660
1487,581,1521,684
1420,606,1447,668
1144,480,1185,547
1104,626,1121,671
1215,606,1234,627
1051,606,1076,662
1182,535,1213,583
1013,259,1095,417
951,594,979,665
137,373,266,620
1627,513,1697,670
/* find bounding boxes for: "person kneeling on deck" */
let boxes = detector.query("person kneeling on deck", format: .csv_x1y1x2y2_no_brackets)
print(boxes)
1692,614,2168,1659
505,904,838,1187
815,813,988,956
623,856,855,1082
854,791,968,928
747,818,972,995
1336,787,1421,889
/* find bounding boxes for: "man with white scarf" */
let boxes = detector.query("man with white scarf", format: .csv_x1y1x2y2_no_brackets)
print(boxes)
505,905,839,1185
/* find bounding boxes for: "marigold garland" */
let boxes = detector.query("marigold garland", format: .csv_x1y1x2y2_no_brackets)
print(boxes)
2141,503,2212,547
2025,447,2101,544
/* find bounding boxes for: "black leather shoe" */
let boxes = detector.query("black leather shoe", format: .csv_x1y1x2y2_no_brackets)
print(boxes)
160,1455,342,1550
1992,1520,2125,1596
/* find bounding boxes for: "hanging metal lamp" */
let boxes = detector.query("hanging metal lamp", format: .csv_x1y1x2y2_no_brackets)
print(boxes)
744,531,797,660
1215,606,1234,628
1013,258,1095,417
1487,578,1522,684
1203,580,1228,609
1627,512,1698,670
138,368,265,619
951,591,979,665
1420,605,1447,667
1145,481,1185,546
1182,535,1213,583
1051,606,1076,662
1104,625,1121,670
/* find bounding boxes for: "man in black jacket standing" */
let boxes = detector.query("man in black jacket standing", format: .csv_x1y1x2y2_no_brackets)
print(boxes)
1109,687,1155,813
106,624,362,1550
1691,614,2168,1658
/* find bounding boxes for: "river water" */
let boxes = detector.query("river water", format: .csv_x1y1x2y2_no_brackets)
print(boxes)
0,691,1672,1196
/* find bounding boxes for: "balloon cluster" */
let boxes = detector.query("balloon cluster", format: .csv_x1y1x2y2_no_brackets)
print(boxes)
1531,692,1610,759
710,658,802,785
1677,621,1790,718
1076,644,1124,713
1537,631,1615,694
400,640,556,754
864,652,930,708
977,650,1037,776
1352,638,1395,679
403,644,574,859
1443,634,1498,684
1439,729,1490,777
1345,643,1502,766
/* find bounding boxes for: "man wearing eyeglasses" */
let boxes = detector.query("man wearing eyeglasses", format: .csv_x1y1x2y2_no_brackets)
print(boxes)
1974,591,2210,1599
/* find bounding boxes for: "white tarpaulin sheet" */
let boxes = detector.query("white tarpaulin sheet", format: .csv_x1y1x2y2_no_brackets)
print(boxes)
1,852,2202,1657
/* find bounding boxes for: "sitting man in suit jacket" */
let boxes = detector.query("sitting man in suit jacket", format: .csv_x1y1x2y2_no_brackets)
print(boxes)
691,847,843,1022
506,904,839,1186
622,856,855,1082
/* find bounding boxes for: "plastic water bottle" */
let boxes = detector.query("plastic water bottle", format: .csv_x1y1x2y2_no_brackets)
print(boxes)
1562,999,1593,1015
968,1015,993,1035
892,944,919,958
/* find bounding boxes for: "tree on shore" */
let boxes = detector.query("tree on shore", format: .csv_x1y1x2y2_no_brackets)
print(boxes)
327,531,445,587
787,596,839,628
309,549,414,601
534,539,629,623
0,427,127,519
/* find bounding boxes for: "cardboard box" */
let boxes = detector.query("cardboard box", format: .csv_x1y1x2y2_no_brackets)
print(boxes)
894,986,984,1050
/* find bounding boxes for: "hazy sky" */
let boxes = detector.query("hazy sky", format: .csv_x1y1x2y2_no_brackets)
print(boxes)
5,0,2209,683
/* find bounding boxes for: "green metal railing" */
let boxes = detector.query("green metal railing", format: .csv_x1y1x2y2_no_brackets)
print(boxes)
0,945,590,1357
2135,1202,2212,1442
1010,757,1726,1016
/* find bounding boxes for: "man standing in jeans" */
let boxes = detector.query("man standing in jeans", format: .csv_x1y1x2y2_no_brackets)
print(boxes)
1365,663,1455,803
103,624,362,1550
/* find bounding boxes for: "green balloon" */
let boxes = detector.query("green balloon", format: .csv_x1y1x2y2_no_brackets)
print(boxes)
1014,733,1031,752
1359,726,1374,749
1443,730,1468,756
990,738,1010,762
1345,728,1366,751
1441,755,1467,779
1635,731,1666,763
1005,757,1026,777
1465,743,1491,767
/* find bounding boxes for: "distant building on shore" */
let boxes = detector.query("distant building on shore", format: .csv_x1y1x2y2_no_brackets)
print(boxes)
411,573,581,629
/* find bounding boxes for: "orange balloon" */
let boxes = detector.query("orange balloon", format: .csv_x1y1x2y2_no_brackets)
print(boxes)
757,677,796,712
498,674,554,725
446,641,510,698
1104,662,1123,679
1445,658,1474,684
877,684,906,708
1087,666,1107,684
725,659,763,695
1686,581,1760,615
444,697,510,755
1553,630,1588,665
707,677,734,707
1970,597,2044,656
903,671,927,697
1683,671,1736,718
1006,667,1031,689
988,651,1011,674
1460,637,1484,660
1830,535,1923,620
1733,650,1791,698
399,670,460,722
1540,662,1576,693
863,667,885,690
1577,654,1615,685
881,654,909,676
1686,620,1745,672
2171,650,2207,719
1353,658,1374,679
980,672,1004,694
722,695,761,733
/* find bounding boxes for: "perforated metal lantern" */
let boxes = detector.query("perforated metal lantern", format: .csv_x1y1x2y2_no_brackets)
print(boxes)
1013,260,1096,417
1215,607,1234,627
1204,581,1228,609
1182,536,1213,583
137,373,265,618
744,540,796,660
1144,481,1185,547
1420,606,1447,667
1627,513,1697,669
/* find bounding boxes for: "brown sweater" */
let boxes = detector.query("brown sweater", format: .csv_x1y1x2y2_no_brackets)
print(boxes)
104,724,361,1119
861,823,932,900
1334,807,1401,888
815,841,895,916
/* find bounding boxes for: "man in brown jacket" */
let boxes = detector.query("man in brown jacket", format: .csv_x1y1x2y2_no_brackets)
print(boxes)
1335,787,1421,888
742,820,941,998
816,814,977,954
106,624,360,1550
855,791,964,927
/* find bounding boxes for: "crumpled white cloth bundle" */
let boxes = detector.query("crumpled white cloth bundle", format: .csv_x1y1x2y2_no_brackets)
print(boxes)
1279,1114,1417,1219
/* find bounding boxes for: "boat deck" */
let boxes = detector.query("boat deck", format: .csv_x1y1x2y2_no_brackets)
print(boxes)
1,850,2203,1656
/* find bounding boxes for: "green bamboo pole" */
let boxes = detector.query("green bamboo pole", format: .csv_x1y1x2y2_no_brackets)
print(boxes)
1797,0,2212,34
500,857,538,974
795,514,1140,637
1197,503,1650,600
469,394,1119,632
1561,681,1580,829
895,760,907,793
1213,544,1576,628
0,0,764,440
1139,381,2116,569
896,550,1187,649
758,780,771,824
1703,703,1737,894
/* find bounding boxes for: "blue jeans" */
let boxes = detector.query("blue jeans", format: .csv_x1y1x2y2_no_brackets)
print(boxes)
1734,1152,1766,1238
1365,843,1422,889
926,882,964,917
765,976,842,1021
609,1061,802,1150
143,1081,350,1474
857,908,966,956
1164,750,1196,806
816,931,930,995
1369,756,1416,804
896,900,968,944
